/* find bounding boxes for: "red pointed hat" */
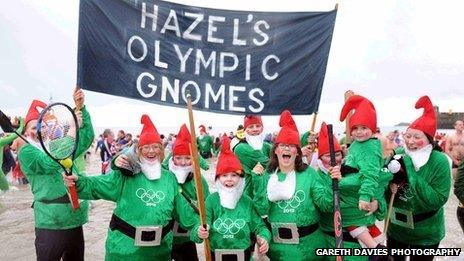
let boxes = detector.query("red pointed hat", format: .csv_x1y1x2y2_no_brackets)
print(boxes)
339,95,377,133
275,110,300,146
138,114,161,146
216,135,243,177
317,122,341,158
25,100,47,125
408,95,436,138
244,115,263,129
172,124,191,156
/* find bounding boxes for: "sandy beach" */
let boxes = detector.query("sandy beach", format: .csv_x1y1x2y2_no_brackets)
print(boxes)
0,151,462,260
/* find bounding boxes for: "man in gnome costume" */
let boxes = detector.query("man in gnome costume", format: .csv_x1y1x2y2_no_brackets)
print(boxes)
316,122,389,261
14,88,93,261
233,115,272,198
193,135,270,261
387,96,451,261
252,110,334,260
339,95,386,249
64,114,199,260
197,124,214,159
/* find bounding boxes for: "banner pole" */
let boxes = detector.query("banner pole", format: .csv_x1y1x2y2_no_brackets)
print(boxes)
344,90,355,145
185,94,212,261
310,112,318,132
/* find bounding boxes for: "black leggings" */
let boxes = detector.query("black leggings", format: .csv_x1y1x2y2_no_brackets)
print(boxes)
387,235,439,261
171,241,199,261
35,226,84,261
457,206,464,234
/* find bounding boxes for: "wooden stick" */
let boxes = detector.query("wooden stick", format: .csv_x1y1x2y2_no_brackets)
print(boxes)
384,192,396,235
344,90,355,145
186,94,212,261
310,112,318,132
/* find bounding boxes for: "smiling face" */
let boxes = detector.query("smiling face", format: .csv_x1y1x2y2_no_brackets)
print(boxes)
218,172,241,188
245,123,263,136
275,143,298,170
138,142,164,163
351,125,373,142
25,119,39,142
319,151,343,169
403,128,430,151
172,155,192,167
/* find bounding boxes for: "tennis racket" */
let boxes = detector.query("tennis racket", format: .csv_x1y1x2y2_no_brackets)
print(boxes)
37,102,80,210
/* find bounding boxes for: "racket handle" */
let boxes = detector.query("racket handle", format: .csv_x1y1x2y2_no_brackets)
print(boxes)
67,185,80,210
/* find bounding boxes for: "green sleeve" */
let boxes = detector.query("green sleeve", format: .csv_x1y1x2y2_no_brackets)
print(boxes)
407,154,451,210
311,175,334,213
454,161,464,203
173,186,200,231
161,153,171,170
75,106,95,158
75,170,124,202
202,176,210,198
250,204,271,242
18,144,61,175
0,117,25,147
234,143,269,174
199,154,210,170
190,194,214,244
357,150,382,202
252,172,271,216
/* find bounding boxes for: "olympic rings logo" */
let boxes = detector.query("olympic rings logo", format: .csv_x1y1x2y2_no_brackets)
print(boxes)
135,188,166,206
213,218,246,235
277,190,306,212
398,184,414,202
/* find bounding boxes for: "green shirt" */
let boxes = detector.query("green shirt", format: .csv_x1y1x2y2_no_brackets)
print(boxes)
0,118,25,178
17,106,94,229
196,134,213,154
253,167,332,260
387,148,451,245
76,168,200,260
233,141,271,197
192,192,271,255
344,138,383,202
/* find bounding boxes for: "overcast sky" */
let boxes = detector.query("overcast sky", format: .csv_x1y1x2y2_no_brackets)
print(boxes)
1,0,463,135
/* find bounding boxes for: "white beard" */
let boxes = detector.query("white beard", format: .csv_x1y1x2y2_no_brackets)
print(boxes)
405,144,433,171
215,178,245,209
140,158,162,180
267,170,296,202
317,159,329,174
168,158,192,184
246,133,264,151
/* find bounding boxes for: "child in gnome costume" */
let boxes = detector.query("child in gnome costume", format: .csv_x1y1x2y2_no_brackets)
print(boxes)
64,115,199,261
233,115,272,198
164,124,210,261
386,96,451,261
316,122,390,261
193,135,271,261
339,95,386,248
252,110,334,260
14,88,93,261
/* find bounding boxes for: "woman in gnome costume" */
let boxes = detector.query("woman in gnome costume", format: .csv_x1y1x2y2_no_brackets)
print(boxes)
253,110,333,260
14,88,93,261
338,95,388,248
316,122,390,261
233,115,272,198
64,115,199,261
193,135,271,261
386,96,451,261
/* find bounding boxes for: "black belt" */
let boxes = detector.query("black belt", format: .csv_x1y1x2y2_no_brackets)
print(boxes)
322,230,358,243
38,194,70,204
263,217,319,239
211,245,253,261
109,214,174,241
395,209,439,223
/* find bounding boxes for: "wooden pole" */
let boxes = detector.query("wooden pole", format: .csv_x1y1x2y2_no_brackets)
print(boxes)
344,90,355,145
186,94,212,261
310,112,318,132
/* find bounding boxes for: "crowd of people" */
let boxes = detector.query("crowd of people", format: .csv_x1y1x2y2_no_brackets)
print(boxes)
0,89,463,261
